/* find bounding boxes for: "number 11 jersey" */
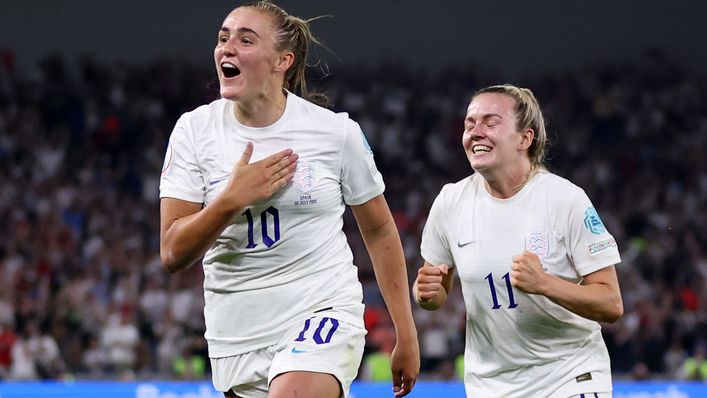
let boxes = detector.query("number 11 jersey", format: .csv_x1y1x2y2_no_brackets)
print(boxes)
421,170,621,398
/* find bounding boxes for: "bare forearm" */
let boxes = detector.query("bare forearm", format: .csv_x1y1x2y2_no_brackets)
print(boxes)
161,199,240,273
540,275,623,323
362,221,417,338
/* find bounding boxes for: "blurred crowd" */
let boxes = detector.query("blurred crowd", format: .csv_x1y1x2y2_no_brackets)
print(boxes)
0,49,706,382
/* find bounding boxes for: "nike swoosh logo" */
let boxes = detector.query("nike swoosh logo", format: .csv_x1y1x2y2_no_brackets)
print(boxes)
457,240,475,247
209,177,228,186
291,347,308,353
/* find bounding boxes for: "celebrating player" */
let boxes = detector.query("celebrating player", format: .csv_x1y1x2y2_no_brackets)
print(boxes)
414,84,623,397
159,2,419,397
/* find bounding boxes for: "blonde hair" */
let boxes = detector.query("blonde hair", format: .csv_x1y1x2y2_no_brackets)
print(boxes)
242,1,328,105
473,84,548,168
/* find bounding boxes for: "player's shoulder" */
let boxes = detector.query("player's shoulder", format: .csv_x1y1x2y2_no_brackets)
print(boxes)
537,170,582,191
173,98,229,136
437,174,478,207
289,92,351,131
532,170,590,213
180,98,228,122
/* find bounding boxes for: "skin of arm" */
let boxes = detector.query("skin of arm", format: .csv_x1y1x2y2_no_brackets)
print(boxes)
160,143,298,273
510,250,624,323
351,194,419,397
413,262,455,311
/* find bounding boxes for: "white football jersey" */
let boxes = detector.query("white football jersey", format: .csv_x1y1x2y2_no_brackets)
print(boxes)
421,170,620,398
160,92,384,357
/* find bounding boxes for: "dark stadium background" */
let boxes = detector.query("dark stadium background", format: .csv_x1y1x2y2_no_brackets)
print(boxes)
1,0,706,389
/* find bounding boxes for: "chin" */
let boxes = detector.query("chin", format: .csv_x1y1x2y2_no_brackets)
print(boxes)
469,159,489,172
219,88,240,101
220,92,236,100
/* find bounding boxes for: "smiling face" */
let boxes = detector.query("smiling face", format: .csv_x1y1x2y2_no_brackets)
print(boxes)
214,7,292,102
462,92,534,175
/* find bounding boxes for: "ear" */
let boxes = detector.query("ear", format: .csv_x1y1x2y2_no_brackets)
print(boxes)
518,128,535,151
274,51,295,73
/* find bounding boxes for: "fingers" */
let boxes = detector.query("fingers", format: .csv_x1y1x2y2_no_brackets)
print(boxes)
417,264,447,284
419,263,448,276
392,371,403,395
238,142,254,166
262,147,295,167
511,254,525,282
417,283,444,301
393,373,415,397
269,154,298,191
272,154,299,178
514,250,538,262
512,252,526,263
416,263,449,301
238,142,295,169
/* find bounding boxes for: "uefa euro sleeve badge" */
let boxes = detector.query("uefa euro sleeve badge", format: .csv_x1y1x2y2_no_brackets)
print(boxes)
583,207,606,235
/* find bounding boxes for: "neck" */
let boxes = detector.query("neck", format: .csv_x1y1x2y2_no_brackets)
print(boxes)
233,89,287,128
481,161,535,199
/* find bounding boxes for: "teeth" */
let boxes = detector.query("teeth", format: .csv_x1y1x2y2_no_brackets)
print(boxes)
222,62,236,69
473,145,492,154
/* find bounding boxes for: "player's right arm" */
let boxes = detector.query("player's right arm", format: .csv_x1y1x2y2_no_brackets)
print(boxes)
413,262,455,311
160,142,298,273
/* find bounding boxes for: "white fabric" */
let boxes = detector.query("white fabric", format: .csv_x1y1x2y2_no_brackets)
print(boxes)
421,170,621,398
160,92,383,357
211,309,366,398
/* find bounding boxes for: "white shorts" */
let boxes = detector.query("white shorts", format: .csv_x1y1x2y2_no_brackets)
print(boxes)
211,309,367,398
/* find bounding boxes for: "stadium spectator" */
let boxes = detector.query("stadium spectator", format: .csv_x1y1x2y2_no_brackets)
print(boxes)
0,318,16,378
100,308,139,373
25,320,65,379
8,330,36,380
681,341,707,381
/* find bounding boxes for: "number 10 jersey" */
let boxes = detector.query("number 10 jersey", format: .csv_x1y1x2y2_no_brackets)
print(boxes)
160,92,384,357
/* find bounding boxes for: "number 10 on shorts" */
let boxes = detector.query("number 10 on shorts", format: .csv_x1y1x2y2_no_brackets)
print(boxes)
294,317,340,345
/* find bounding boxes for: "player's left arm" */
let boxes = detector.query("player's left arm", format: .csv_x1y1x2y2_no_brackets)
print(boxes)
510,251,623,323
351,194,419,397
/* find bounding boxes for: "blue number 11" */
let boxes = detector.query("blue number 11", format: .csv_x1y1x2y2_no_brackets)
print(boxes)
485,272,518,309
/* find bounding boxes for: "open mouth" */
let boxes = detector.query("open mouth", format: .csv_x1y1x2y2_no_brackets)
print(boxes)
472,144,492,154
221,62,240,78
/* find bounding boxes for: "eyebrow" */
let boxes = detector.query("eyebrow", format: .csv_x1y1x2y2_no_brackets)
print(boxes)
219,26,261,39
465,113,503,123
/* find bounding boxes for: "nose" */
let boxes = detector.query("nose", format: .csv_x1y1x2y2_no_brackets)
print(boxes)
462,125,483,150
468,125,485,140
219,37,237,57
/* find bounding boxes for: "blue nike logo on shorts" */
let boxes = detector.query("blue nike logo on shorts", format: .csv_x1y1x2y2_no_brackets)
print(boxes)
291,347,308,353
209,177,228,186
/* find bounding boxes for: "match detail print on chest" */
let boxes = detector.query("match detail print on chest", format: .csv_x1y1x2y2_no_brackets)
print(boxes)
292,160,320,207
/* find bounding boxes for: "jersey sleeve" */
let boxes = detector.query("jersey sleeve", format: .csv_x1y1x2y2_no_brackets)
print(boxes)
340,118,385,205
565,188,621,276
159,116,205,203
420,186,455,268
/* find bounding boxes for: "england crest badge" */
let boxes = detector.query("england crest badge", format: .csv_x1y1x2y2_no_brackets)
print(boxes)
293,161,319,193
525,232,549,259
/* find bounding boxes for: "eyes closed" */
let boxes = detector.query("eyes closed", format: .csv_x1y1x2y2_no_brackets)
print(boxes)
464,116,502,132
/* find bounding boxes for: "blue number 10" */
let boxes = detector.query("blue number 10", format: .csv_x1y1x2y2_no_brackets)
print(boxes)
243,206,280,248
294,317,340,345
